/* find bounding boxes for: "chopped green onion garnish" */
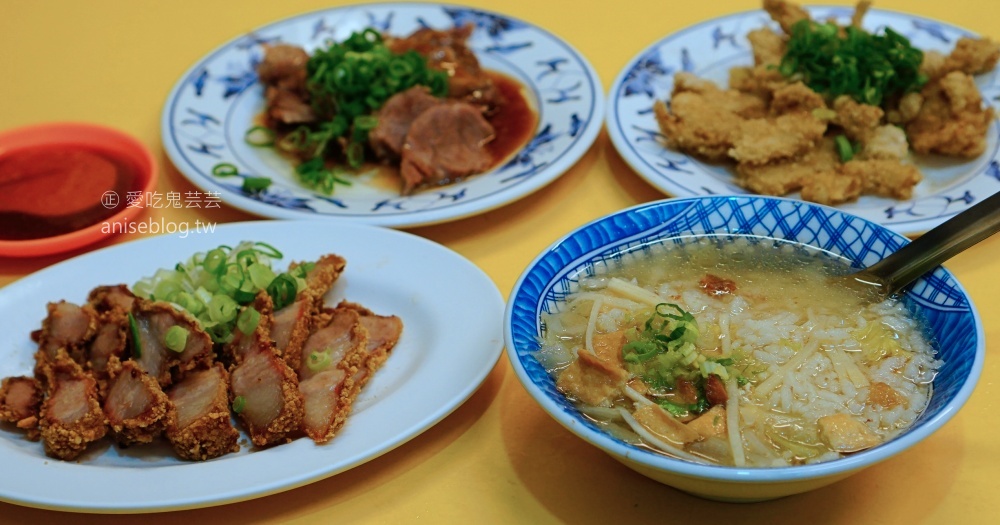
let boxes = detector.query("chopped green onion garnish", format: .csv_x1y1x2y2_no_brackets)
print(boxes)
307,351,333,372
164,325,189,353
232,395,246,414
244,125,276,147
345,142,364,169
237,306,261,335
835,135,855,162
203,248,227,274
242,176,272,193
153,279,183,302
779,20,926,107
133,241,292,344
208,294,239,324
254,242,283,259
267,274,298,311
219,264,246,294
247,263,277,290
127,312,142,358
212,163,240,177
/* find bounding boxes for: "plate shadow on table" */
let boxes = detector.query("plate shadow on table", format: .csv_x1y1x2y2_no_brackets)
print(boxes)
0,359,505,523
498,377,964,524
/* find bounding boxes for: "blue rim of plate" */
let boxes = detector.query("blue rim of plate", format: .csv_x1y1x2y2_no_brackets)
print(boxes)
606,6,1000,236
504,195,985,482
161,2,602,228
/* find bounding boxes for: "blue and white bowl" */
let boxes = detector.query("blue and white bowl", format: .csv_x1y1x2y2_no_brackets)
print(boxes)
504,195,985,501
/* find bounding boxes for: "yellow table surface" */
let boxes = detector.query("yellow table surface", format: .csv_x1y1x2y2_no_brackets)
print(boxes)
1,0,997,522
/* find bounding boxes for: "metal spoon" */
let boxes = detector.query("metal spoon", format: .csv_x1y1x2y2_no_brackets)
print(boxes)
842,190,1000,300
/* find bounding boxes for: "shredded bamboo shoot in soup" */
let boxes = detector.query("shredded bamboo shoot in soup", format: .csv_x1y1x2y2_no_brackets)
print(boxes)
537,237,940,467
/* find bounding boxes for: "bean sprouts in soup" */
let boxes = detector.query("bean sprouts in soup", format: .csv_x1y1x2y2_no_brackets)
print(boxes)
537,237,940,467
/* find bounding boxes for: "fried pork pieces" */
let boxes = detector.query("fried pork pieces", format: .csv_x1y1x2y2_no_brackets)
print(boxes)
0,253,402,461
655,0,999,205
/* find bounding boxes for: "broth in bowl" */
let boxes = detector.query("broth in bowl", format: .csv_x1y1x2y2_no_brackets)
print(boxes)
536,237,940,467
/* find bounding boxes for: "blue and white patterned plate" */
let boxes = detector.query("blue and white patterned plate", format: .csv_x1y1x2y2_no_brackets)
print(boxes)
162,3,602,228
504,195,984,499
606,7,1000,236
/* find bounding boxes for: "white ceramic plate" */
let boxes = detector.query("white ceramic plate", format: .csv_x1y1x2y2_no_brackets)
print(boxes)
0,221,504,513
162,3,602,228
607,7,1000,235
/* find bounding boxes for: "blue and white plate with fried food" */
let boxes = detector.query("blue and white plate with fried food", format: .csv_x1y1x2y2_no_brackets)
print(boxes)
607,2,1000,236
162,3,602,228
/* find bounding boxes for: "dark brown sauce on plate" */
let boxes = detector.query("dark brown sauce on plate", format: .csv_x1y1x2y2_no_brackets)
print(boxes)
0,145,139,240
484,70,538,166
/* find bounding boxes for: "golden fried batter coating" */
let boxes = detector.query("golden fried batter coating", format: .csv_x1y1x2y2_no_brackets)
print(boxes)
729,112,827,165
847,159,923,200
728,65,789,103
833,96,885,142
38,356,107,460
103,357,175,446
736,137,841,198
0,376,43,440
770,82,828,115
166,363,240,461
655,73,768,161
747,27,786,66
946,37,1000,74
907,71,994,157
229,333,304,447
764,0,811,34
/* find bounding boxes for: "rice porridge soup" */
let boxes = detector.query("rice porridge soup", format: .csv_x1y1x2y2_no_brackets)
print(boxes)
536,237,941,467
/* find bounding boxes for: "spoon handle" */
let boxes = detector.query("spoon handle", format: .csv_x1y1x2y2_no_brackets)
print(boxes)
865,190,1000,296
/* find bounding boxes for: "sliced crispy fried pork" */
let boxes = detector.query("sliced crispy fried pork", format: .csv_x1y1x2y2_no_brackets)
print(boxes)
273,254,346,371
38,355,107,460
399,102,495,194
86,308,128,382
33,301,98,365
294,254,347,302
4,253,400,460
0,376,43,439
132,300,214,386
272,300,313,371
224,292,275,365
298,307,369,443
87,284,136,313
103,357,175,446
338,302,403,393
228,297,303,447
166,363,240,460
